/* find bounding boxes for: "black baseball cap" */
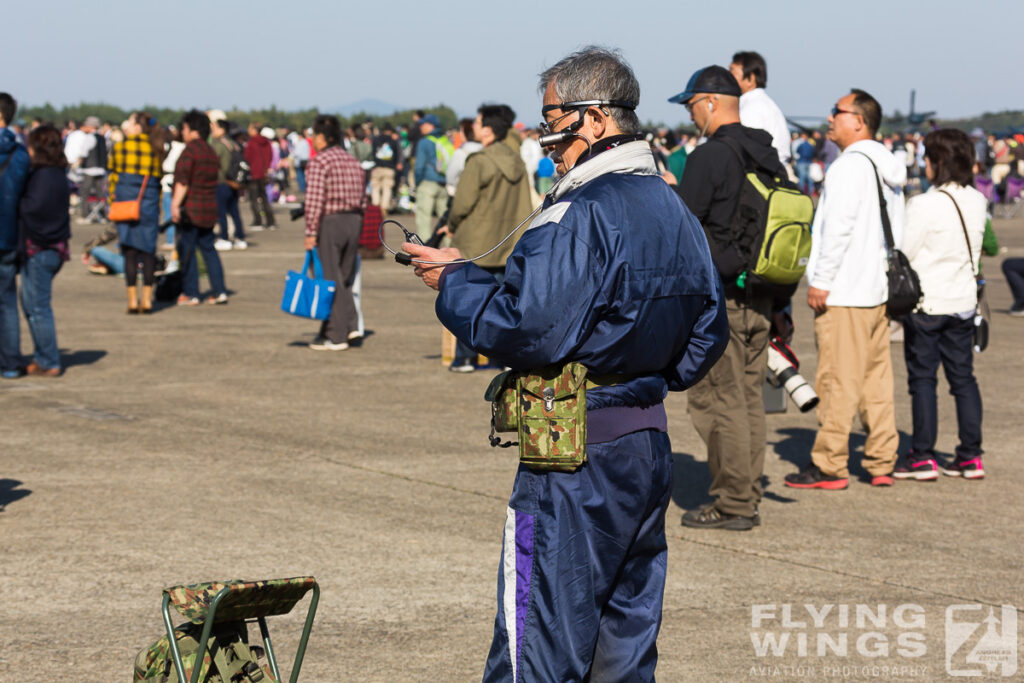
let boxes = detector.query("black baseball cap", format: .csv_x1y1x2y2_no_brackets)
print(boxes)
668,65,741,104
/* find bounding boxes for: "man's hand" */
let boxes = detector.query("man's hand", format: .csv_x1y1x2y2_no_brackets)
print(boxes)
403,242,462,291
771,310,794,342
170,204,181,224
436,225,451,237
661,171,678,185
807,286,829,313
304,235,317,251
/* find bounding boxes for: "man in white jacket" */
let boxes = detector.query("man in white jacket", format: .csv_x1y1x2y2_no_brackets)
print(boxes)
729,51,791,167
785,89,904,490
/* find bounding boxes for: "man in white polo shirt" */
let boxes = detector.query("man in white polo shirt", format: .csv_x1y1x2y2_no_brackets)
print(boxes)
730,51,791,167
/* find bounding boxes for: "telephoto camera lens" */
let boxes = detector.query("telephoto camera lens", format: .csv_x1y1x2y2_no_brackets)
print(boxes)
766,343,819,413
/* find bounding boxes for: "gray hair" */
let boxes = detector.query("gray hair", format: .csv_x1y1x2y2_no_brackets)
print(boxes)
538,46,640,134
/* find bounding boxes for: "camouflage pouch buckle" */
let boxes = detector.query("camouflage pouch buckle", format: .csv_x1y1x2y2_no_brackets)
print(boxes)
516,362,588,473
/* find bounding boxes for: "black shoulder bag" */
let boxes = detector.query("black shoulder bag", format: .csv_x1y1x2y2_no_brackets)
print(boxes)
855,152,921,318
939,189,989,352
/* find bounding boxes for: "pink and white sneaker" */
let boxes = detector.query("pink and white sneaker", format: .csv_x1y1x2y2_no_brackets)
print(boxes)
893,457,939,481
940,457,985,480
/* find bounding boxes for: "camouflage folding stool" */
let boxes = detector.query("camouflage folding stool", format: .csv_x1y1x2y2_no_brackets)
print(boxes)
158,576,319,683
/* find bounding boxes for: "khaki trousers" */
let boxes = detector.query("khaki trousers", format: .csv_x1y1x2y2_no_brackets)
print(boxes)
810,305,899,478
414,180,448,241
688,297,771,517
370,166,396,211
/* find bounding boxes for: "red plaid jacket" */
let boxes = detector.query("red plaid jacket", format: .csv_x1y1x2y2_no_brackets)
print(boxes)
174,139,219,228
304,145,366,237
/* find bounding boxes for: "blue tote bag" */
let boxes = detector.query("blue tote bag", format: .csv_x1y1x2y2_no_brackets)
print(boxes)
281,250,336,320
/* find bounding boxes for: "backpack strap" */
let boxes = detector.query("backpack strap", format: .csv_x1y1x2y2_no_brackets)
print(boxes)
939,188,979,278
852,151,897,254
209,625,265,682
718,135,784,177
717,136,749,171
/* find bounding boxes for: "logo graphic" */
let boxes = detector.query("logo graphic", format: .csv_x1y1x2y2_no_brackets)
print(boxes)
946,604,1018,677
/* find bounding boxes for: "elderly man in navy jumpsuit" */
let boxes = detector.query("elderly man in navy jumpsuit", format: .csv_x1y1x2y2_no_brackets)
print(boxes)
406,47,728,682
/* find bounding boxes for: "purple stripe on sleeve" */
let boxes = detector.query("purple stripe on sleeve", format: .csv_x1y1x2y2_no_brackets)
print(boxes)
514,511,535,671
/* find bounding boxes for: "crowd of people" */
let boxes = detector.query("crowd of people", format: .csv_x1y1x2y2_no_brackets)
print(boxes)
0,44,1022,678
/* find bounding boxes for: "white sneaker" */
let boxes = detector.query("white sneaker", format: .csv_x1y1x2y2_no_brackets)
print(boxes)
214,239,233,251
309,337,349,351
233,239,248,250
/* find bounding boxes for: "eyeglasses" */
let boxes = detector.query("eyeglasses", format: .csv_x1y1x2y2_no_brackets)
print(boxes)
685,96,711,113
831,106,861,118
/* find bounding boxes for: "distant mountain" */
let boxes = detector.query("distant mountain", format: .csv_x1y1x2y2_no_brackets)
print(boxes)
333,99,404,117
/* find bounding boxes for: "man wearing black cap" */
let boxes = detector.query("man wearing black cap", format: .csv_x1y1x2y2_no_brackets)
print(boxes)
668,65,789,531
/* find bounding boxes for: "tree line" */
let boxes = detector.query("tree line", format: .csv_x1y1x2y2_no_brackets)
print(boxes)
17,102,459,132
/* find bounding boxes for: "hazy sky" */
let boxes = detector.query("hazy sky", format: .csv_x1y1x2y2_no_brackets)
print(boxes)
9,0,1019,126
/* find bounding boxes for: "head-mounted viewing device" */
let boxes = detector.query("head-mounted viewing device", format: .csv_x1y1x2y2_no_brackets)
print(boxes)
538,99,637,147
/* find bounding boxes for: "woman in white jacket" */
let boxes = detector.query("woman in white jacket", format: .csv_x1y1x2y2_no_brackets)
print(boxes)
896,129,986,481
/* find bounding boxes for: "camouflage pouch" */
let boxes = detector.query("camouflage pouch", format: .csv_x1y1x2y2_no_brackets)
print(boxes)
516,362,588,472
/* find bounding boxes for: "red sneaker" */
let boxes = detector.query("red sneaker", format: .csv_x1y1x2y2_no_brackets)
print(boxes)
784,465,849,489
871,475,895,487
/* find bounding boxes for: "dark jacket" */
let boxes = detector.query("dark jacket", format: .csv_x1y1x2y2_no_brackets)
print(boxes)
677,123,786,284
244,134,272,180
19,166,71,247
371,134,402,171
436,140,728,409
0,128,30,251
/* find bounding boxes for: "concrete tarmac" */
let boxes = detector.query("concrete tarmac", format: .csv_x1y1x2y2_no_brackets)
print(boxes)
1,203,1022,681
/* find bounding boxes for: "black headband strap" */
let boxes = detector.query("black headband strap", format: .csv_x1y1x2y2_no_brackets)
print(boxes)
541,99,637,114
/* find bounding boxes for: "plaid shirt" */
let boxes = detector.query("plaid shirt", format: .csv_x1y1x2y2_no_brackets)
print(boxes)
107,134,162,201
174,139,220,228
304,145,366,237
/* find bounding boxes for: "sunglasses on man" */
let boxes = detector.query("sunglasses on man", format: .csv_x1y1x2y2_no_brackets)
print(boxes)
831,106,861,118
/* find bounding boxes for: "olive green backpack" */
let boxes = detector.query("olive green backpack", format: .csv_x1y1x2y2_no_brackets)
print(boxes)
720,136,814,292
134,620,275,682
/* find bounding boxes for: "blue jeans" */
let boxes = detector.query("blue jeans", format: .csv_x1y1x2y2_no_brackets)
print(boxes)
179,223,226,298
91,246,125,274
295,163,307,192
161,191,175,246
796,161,812,195
1002,258,1024,308
216,183,245,241
0,249,20,372
20,249,62,370
903,313,982,460
483,429,673,682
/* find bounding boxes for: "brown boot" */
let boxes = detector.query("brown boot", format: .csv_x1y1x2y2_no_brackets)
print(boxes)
126,286,139,314
140,285,154,314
